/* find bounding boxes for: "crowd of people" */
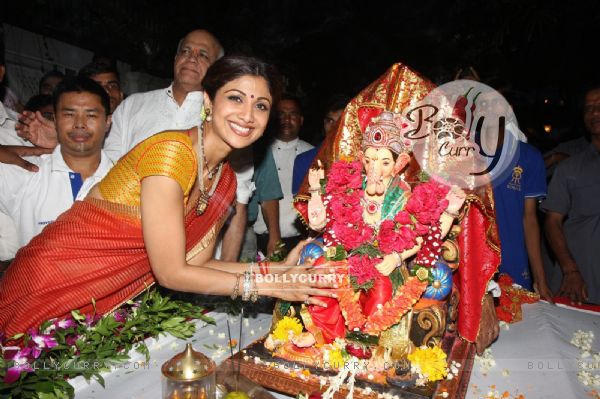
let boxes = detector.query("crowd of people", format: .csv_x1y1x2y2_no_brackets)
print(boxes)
0,28,598,346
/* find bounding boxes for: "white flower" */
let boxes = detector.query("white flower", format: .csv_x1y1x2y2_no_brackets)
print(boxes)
502,369,510,377
218,332,225,339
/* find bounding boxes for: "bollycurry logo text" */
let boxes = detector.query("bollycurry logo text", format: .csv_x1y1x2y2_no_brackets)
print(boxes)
402,80,520,189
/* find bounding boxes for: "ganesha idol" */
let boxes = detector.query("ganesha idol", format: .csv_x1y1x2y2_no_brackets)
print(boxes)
266,111,466,371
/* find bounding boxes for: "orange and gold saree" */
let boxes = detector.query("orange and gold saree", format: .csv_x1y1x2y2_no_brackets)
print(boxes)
0,131,236,338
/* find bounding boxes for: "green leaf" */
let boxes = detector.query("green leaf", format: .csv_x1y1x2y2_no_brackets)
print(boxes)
389,267,404,295
96,374,105,388
279,301,291,316
345,331,379,346
326,245,347,261
417,170,430,182
350,244,381,258
32,381,55,393
70,310,86,322
349,275,374,291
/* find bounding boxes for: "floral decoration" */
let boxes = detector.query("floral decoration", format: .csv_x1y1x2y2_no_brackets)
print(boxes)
0,289,212,399
320,160,449,332
272,316,303,343
407,345,449,384
571,330,600,390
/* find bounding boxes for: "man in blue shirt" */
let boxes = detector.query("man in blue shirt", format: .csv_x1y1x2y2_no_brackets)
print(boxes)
493,140,553,300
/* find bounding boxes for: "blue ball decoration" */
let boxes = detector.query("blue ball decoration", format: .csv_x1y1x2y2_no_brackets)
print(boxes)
299,240,325,265
422,261,453,300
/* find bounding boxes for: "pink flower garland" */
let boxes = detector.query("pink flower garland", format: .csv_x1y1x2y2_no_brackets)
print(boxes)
323,160,450,273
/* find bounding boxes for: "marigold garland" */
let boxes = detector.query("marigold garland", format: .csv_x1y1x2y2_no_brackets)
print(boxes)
337,269,428,333
363,277,429,334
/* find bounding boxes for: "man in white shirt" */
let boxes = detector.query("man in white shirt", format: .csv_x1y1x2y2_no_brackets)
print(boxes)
102,30,222,161
103,29,252,261
8,29,252,261
0,101,22,262
0,76,113,260
253,96,313,252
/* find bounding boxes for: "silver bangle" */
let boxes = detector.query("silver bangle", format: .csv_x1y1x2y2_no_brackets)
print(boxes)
231,273,241,300
242,271,252,301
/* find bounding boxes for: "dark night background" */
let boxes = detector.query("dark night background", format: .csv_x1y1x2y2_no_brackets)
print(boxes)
3,0,600,149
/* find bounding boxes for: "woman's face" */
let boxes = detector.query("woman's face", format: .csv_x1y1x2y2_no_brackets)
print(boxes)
204,75,272,150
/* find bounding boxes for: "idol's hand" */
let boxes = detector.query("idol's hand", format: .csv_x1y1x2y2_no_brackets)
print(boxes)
308,195,327,231
308,160,324,191
446,185,467,215
16,111,58,149
375,253,399,276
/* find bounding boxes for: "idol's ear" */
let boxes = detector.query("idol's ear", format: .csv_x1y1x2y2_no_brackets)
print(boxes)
358,150,365,165
393,152,410,175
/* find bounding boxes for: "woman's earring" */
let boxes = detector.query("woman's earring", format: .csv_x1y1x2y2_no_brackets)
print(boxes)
205,108,212,122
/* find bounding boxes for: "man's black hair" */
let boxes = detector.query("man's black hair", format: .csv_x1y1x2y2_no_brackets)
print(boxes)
53,76,111,116
280,94,303,113
25,94,53,112
39,70,65,93
79,61,120,82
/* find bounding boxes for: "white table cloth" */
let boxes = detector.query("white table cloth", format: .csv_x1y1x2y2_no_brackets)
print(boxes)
73,312,273,399
467,301,600,399
73,302,600,399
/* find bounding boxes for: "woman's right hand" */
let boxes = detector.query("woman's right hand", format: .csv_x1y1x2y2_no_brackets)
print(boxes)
264,264,339,307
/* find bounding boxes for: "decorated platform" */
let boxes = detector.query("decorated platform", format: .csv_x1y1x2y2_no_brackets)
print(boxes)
222,328,475,399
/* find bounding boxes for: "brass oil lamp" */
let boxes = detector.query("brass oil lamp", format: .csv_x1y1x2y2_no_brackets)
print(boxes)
162,343,216,399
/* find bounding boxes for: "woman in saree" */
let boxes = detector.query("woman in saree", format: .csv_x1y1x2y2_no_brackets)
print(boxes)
0,55,336,338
